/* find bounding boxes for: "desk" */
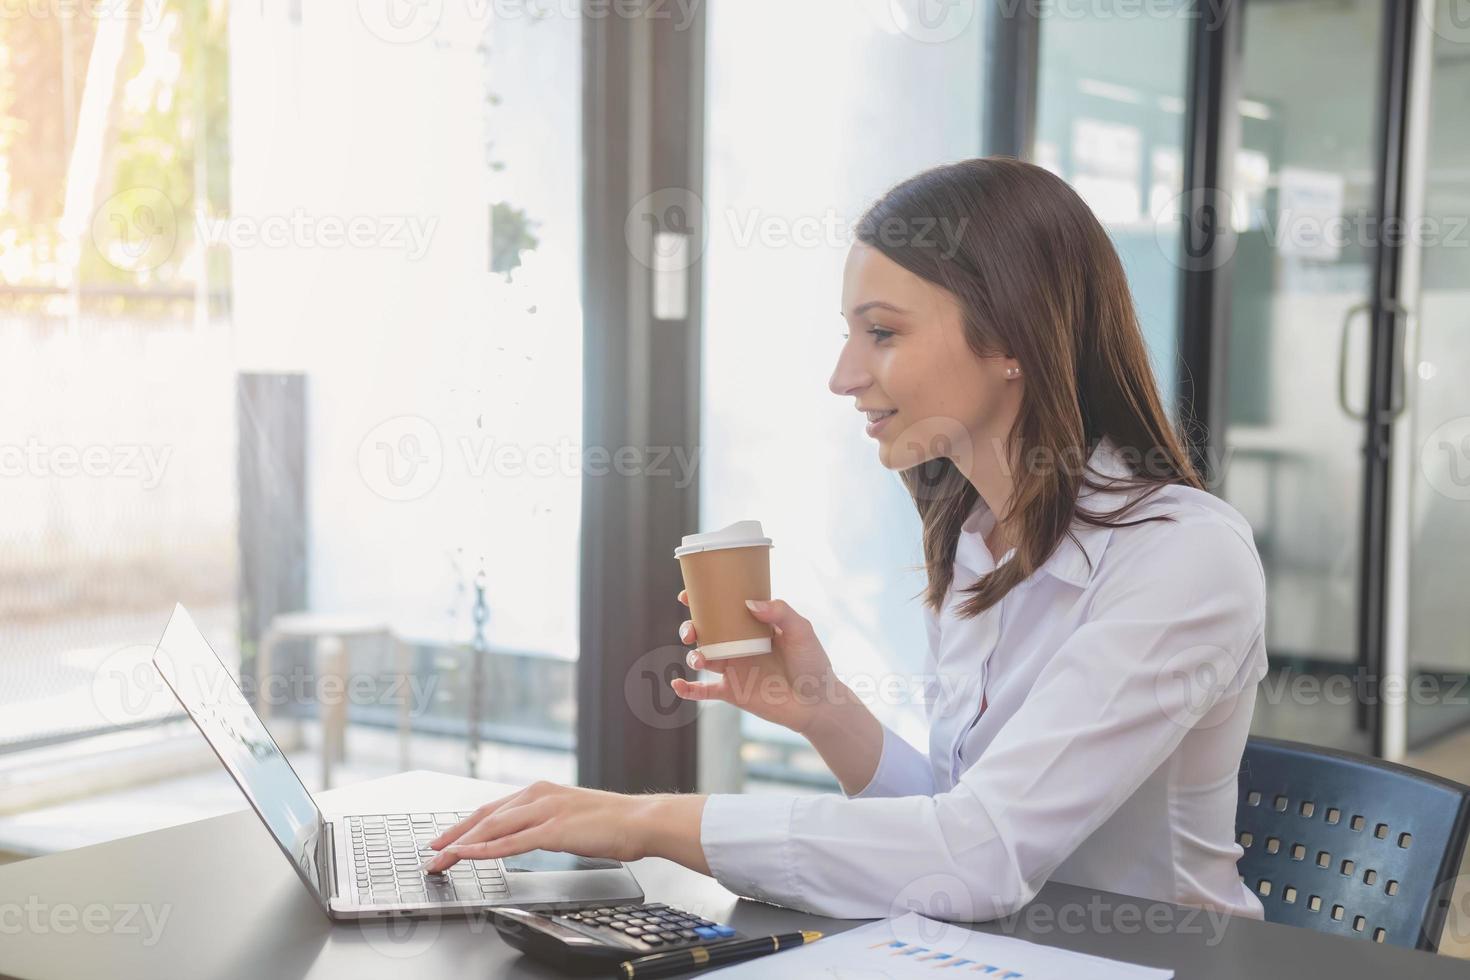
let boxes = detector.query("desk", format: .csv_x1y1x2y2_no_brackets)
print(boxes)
0,771,1464,979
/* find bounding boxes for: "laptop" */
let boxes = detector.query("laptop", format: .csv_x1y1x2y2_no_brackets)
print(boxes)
152,603,644,920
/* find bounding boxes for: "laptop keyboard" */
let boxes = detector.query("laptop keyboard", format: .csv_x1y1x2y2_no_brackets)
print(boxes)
347,812,509,905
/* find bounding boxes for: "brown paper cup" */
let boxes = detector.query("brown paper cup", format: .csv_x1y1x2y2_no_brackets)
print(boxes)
675,521,773,659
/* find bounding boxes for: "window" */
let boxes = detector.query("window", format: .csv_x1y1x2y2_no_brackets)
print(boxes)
701,0,986,790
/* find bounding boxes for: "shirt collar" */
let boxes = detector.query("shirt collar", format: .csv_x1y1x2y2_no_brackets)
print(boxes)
954,438,1136,589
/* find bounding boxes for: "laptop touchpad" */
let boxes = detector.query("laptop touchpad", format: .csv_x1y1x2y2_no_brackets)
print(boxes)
502,850,622,872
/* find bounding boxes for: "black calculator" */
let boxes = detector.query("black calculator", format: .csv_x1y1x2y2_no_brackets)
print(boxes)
489,902,742,973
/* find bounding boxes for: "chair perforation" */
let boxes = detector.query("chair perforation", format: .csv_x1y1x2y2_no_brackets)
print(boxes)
1236,740,1468,953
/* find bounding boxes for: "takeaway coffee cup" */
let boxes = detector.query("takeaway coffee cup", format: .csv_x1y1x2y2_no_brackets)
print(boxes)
674,520,774,660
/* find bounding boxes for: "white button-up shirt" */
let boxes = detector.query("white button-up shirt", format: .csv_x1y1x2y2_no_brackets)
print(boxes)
699,440,1269,921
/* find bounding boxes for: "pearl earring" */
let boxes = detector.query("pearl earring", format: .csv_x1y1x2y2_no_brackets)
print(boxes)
1006,367,1020,379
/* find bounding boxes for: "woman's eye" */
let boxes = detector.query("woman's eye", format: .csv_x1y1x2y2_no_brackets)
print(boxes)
867,327,894,343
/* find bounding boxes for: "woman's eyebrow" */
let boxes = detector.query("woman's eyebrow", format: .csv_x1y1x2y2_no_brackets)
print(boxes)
844,300,909,318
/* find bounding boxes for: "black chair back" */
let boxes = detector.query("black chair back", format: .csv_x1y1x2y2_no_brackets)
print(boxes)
1236,736,1470,951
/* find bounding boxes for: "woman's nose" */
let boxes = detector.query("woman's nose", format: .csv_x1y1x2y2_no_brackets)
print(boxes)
829,344,871,397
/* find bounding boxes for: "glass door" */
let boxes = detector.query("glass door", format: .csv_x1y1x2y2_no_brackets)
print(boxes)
1220,0,1399,754
1390,0,1470,752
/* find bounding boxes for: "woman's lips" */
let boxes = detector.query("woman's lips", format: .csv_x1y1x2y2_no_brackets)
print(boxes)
865,410,896,437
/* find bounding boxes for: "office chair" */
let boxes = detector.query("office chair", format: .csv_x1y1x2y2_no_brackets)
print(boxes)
1236,736,1470,951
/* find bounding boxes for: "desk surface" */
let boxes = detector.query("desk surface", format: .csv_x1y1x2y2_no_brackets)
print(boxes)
1,771,1464,980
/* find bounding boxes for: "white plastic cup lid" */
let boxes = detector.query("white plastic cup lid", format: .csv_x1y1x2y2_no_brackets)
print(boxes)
673,520,773,559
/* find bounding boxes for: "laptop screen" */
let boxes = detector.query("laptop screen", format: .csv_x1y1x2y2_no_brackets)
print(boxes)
153,604,328,903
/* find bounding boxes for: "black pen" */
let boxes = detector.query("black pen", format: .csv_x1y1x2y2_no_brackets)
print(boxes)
615,930,823,979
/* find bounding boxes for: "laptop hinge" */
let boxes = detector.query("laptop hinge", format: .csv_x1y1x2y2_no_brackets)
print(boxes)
316,820,338,902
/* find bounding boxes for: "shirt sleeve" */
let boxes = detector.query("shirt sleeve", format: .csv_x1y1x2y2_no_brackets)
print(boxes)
699,519,1267,919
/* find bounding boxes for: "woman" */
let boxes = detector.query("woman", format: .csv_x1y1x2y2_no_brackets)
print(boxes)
425,158,1269,922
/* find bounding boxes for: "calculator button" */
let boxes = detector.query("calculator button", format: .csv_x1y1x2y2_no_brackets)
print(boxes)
694,926,719,940
712,925,736,937
677,929,697,940
642,935,664,946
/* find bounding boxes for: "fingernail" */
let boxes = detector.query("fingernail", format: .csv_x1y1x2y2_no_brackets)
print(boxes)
745,599,766,612
679,623,690,640
686,651,698,668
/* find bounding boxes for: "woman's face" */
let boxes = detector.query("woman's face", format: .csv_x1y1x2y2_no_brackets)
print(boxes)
831,242,1020,475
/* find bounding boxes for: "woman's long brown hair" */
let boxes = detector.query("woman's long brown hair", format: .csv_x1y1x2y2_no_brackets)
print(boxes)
855,157,1202,619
